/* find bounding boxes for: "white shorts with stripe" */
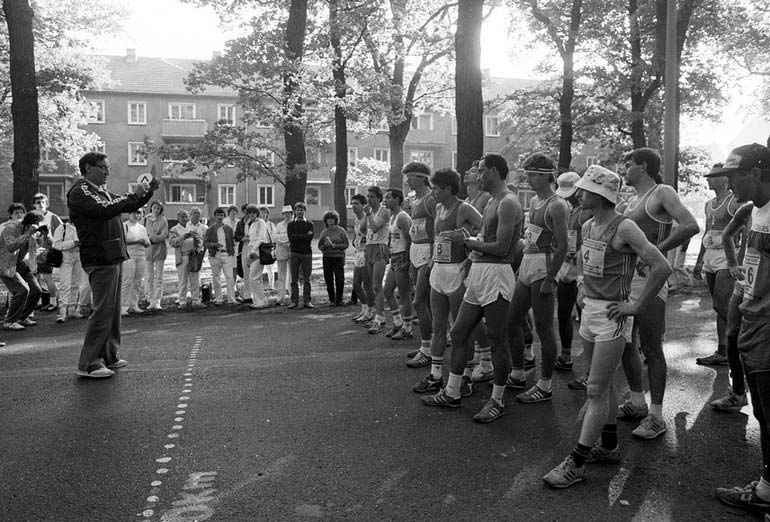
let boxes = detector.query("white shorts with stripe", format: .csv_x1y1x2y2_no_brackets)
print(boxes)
463,263,516,307
579,297,633,343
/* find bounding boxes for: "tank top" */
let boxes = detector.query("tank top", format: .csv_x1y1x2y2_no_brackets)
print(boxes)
353,216,367,251
433,201,467,264
409,194,434,244
389,210,410,253
582,214,637,301
524,194,559,254
566,206,591,261
739,203,770,320
475,193,520,264
702,194,737,250
624,184,673,247
366,206,389,245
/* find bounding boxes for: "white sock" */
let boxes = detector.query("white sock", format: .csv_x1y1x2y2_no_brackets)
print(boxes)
392,311,403,326
649,403,663,418
445,373,462,398
431,357,443,380
491,384,505,402
419,339,431,356
536,378,552,392
631,391,647,406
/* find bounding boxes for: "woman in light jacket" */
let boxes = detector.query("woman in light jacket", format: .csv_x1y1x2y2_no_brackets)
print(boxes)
274,205,293,305
247,209,270,309
121,210,150,315
52,217,90,322
259,206,277,293
143,200,169,311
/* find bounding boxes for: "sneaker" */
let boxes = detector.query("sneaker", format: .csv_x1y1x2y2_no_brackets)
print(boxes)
287,302,298,309
76,366,115,379
107,359,128,370
516,385,553,403
460,376,474,397
543,455,586,488
213,300,223,306
696,352,729,366
147,304,162,311
421,388,461,408
632,414,667,440
473,397,505,423
716,481,770,514
413,374,442,393
357,313,374,324
191,302,206,309
523,356,536,371
368,321,385,334
710,387,749,412
585,444,621,464
406,351,431,368
304,302,315,309
19,318,37,327
503,375,527,389
406,349,419,359
352,311,365,322
568,377,587,390
617,400,649,421
385,324,401,337
249,303,270,310
554,356,573,371
2,322,24,331
56,317,65,324
392,328,413,340
41,304,57,312
127,307,144,314
471,366,494,382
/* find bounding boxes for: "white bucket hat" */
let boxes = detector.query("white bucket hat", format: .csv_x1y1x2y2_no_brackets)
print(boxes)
575,165,622,204
281,205,293,213
555,171,581,198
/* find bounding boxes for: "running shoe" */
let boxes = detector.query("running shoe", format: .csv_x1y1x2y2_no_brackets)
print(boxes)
460,376,474,397
473,397,505,423
406,349,419,359
617,400,649,420
568,377,587,390
554,356,573,371
357,313,374,324
107,359,128,370
516,385,553,403
385,324,401,337
304,302,315,309
406,351,431,368
76,366,114,379
696,352,729,366
471,365,495,382
632,414,667,440
368,320,385,334
710,387,749,412
421,388,461,408
352,311,365,322
413,374,442,393
391,328,413,340
543,455,586,489
585,443,621,464
523,356,536,371
716,481,770,514
19,318,37,327
504,375,527,389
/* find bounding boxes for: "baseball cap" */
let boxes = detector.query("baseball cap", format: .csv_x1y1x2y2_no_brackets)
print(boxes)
281,205,293,213
575,165,622,204
555,172,581,198
706,143,770,177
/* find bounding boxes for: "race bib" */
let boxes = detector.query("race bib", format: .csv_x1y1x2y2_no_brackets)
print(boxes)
410,218,429,242
524,224,543,249
702,230,723,250
743,251,760,300
433,236,452,263
581,238,607,278
567,230,578,255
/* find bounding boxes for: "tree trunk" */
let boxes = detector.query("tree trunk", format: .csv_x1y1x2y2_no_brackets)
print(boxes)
558,0,583,170
627,0,647,149
4,0,39,207
388,121,409,190
455,0,484,196
282,0,309,207
329,0,348,228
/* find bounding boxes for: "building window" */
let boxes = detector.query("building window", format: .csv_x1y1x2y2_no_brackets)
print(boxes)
92,142,106,153
374,148,390,163
218,184,236,207
485,115,500,137
255,148,274,166
586,156,599,167
347,147,358,168
305,186,320,206
128,101,147,125
306,148,325,165
39,183,65,204
345,187,357,207
409,150,433,169
451,117,457,135
410,113,433,131
89,100,105,124
452,151,457,168
127,142,147,166
256,184,274,207
168,103,196,120
168,184,197,203
217,104,236,126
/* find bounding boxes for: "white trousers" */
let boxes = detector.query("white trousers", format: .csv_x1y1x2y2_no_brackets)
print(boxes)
210,253,235,303
121,254,146,311
145,258,165,307
176,255,201,305
57,251,89,309
248,258,268,306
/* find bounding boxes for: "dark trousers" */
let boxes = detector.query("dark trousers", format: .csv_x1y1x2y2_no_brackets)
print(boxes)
322,256,345,304
289,253,313,304
557,279,579,354
0,264,41,324
78,264,122,371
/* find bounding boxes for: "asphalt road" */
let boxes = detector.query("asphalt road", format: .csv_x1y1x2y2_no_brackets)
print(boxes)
0,291,765,521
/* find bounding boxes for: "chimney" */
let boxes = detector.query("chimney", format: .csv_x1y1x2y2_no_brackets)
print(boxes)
481,68,491,80
126,48,137,62
212,50,222,59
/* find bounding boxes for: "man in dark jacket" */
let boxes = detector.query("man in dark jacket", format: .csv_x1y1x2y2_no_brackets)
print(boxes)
287,201,315,309
68,152,156,378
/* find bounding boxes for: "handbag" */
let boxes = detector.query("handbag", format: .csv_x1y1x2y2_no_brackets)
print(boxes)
258,227,276,265
188,249,204,273
39,222,65,268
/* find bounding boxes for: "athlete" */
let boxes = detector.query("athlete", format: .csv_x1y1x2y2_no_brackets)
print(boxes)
618,148,699,440
543,165,671,488
363,186,391,333
693,164,741,365
350,194,375,324
382,189,413,338
509,153,570,404
421,154,523,423
712,143,770,516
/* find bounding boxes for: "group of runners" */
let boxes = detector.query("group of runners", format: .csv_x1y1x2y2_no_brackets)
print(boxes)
347,145,770,516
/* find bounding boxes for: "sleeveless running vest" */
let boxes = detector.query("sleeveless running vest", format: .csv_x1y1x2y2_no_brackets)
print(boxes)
567,206,591,259
353,216,367,250
366,206,389,245
475,193,519,264
409,194,434,244
389,210,410,253
740,203,770,320
524,194,558,254
624,185,673,247
702,194,736,250
433,201,467,264
582,214,637,301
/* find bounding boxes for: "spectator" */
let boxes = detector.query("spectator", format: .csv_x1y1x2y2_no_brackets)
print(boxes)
225,204,240,292
120,209,150,316
52,217,89,323
260,206,277,294
0,205,43,330
274,205,293,305
235,204,257,303
32,193,62,311
246,205,270,309
204,207,237,305
287,201,315,309
143,200,168,311
318,210,349,306
169,209,204,309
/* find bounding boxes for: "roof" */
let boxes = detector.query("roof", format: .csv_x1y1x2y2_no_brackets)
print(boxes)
90,55,237,97
483,77,542,100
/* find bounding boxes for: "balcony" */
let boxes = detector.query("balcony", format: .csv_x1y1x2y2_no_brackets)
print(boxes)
161,119,208,142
